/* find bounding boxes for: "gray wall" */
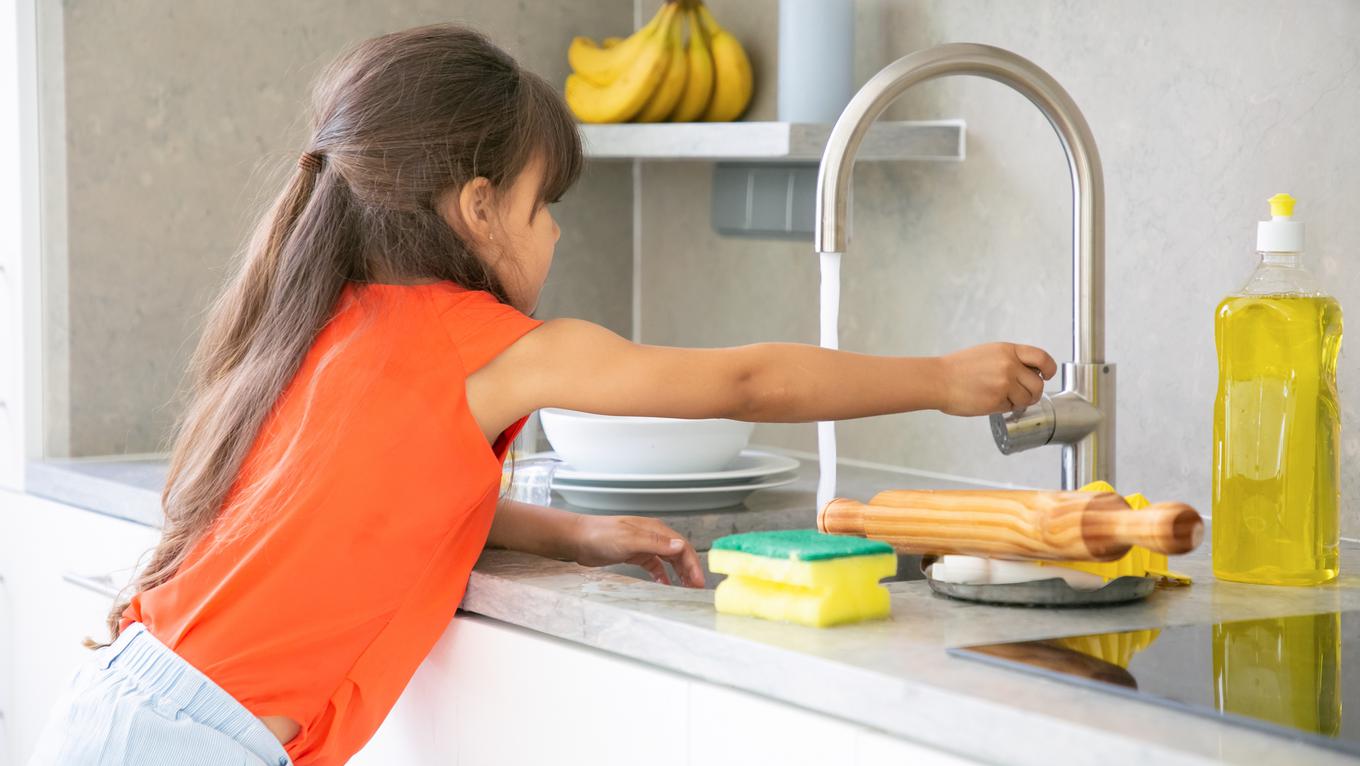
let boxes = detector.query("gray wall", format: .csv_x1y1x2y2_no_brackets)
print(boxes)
44,0,1360,538
636,0,1360,535
43,0,634,456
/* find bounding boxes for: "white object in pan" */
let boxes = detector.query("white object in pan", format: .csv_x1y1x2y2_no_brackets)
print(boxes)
927,555,1106,590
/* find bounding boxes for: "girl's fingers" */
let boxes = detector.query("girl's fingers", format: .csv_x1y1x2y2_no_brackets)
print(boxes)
1014,345,1057,379
1016,367,1044,402
664,542,705,588
619,519,701,587
631,525,687,558
637,519,704,588
1010,383,1035,410
640,555,671,585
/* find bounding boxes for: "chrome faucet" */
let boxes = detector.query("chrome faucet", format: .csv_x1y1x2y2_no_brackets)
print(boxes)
813,43,1113,509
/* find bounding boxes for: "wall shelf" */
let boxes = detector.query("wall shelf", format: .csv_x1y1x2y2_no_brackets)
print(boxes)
579,119,966,162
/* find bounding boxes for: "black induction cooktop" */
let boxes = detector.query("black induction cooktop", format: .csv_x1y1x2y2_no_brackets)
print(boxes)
950,611,1360,756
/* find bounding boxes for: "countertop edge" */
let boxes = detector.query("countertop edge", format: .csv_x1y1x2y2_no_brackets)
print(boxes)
26,459,164,527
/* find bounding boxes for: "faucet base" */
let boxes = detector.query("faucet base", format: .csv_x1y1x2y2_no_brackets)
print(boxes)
1061,362,1115,490
989,362,1115,490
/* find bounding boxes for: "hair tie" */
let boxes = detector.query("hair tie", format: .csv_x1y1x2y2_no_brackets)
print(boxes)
298,151,324,174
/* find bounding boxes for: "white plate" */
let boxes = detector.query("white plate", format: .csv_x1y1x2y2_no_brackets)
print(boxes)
552,474,798,513
542,449,800,488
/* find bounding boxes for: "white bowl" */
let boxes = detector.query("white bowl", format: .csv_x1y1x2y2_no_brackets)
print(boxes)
538,408,755,475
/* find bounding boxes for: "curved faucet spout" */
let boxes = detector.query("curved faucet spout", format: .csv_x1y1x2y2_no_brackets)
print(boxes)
813,43,1114,502
816,42,1104,363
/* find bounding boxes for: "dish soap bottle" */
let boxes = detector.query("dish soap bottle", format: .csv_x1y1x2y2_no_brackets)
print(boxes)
1212,193,1342,585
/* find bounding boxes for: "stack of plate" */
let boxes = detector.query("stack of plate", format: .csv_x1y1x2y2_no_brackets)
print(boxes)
547,449,799,512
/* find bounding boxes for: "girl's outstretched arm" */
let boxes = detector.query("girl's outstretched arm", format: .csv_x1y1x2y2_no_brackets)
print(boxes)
470,320,1053,588
467,318,1057,438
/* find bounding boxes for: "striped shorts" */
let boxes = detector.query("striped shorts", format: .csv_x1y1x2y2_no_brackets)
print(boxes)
26,622,293,766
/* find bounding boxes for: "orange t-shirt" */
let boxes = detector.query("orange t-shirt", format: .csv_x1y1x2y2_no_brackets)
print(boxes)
122,281,543,765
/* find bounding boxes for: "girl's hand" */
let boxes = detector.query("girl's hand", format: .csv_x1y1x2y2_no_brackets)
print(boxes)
936,343,1057,416
571,515,706,588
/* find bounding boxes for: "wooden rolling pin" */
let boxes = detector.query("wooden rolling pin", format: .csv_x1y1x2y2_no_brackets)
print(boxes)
818,490,1203,562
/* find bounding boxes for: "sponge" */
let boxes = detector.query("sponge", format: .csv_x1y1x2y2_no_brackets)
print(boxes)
709,530,897,628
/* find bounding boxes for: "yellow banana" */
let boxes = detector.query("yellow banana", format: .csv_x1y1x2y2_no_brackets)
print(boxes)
696,2,752,122
668,5,714,122
602,37,624,48
565,4,678,123
635,8,688,122
568,2,672,87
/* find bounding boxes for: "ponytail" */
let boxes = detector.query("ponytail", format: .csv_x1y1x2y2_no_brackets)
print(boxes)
98,156,358,645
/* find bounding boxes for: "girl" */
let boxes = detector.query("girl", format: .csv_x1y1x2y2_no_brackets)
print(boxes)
29,24,1054,766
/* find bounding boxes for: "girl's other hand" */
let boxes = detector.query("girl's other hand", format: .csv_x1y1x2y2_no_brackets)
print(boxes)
571,515,706,588
937,343,1057,416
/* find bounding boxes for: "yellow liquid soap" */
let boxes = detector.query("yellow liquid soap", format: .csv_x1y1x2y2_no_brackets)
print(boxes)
1212,294,1342,585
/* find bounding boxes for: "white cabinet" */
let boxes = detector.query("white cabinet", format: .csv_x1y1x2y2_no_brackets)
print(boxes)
1,0,43,493
351,613,690,766
2,492,159,766
0,545,12,766
688,682,858,764
353,614,983,766
855,728,980,764
689,683,980,766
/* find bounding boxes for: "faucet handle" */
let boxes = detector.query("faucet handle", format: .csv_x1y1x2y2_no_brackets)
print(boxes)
991,389,1103,455
990,397,1056,455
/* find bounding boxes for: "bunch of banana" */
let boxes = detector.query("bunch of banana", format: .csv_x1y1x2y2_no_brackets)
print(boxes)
565,0,753,124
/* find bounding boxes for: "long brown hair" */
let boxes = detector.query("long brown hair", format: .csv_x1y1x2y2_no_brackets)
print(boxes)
98,25,582,645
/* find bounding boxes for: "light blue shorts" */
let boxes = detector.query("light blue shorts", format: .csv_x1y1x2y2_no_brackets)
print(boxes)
27,622,293,766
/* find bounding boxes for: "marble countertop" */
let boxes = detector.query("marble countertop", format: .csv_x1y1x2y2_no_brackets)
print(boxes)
27,453,1360,765
27,455,168,526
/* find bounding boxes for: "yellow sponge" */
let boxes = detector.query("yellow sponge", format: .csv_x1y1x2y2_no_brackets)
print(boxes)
709,530,897,628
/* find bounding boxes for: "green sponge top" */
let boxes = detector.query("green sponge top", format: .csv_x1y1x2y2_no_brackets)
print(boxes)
711,530,894,561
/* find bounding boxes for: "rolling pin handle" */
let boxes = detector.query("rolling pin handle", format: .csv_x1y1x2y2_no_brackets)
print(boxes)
818,498,864,536
1101,502,1204,556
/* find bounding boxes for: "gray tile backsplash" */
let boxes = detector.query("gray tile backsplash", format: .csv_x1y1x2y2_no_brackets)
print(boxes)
635,0,1360,535
44,0,634,456
41,0,1360,538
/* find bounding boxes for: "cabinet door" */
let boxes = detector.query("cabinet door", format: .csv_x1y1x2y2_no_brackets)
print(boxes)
0,494,14,760
7,494,158,765
350,613,691,766
0,571,11,766
688,682,860,765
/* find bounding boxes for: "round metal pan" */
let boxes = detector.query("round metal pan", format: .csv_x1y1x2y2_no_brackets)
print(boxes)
919,557,1156,607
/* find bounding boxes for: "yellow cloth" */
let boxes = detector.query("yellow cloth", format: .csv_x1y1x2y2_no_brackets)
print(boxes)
1037,481,1193,585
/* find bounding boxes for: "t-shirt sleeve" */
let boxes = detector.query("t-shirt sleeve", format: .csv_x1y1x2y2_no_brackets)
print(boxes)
434,289,544,373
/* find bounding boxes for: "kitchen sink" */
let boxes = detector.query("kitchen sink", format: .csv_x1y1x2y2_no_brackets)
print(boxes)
601,551,927,590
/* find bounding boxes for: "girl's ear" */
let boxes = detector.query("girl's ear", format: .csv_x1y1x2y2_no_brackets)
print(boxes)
440,176,495,244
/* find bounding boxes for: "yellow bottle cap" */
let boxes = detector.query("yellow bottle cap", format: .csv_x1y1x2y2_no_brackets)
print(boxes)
1268,193,1295,218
